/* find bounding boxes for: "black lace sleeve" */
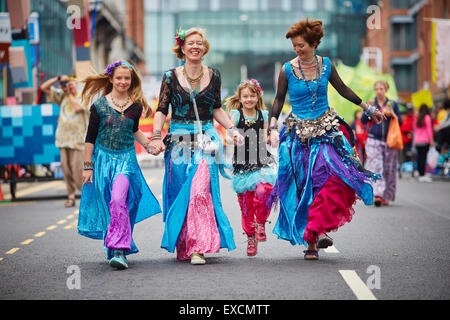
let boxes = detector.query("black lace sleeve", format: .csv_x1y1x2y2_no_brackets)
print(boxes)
156,71,172,116
213,68,222,109
132,104,143,132
270,66,288,120
329,61,362,106
85,104,99,144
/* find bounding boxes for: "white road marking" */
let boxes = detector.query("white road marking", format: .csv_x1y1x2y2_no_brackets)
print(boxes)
339,270,377,300
324,245,339,253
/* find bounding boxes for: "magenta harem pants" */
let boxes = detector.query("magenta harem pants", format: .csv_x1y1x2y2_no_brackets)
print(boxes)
365,137,398,201
237,183,273,236
104,174,132,251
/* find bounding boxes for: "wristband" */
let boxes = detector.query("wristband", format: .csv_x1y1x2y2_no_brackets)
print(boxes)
83,166,94,171
363,105,376,119
268,125,278,135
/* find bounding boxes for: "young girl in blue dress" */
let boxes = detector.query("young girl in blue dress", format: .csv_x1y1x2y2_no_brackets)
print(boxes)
78,60,161,269
225,79,276,256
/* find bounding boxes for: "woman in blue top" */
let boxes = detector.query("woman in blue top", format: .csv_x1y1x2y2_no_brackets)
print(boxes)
268,19,385,260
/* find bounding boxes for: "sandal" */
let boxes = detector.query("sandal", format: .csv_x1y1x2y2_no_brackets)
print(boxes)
190,253,206,265
64,197,75,208
303,249,319,260
317,233,333,249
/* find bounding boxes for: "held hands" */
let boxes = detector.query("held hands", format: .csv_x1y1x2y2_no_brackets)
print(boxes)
232,129,245,146
372,109,386,124
268,129,279,147
148,139,166,155
363,102,386,125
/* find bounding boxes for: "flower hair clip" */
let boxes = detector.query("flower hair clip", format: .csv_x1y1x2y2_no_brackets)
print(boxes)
175,28,187,46
106,60,133,76
250,78,262,92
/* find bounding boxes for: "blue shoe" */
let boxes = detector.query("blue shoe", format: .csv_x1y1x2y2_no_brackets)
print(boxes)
109,250,128,270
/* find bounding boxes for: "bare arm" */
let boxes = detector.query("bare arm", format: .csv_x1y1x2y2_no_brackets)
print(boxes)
213,108,235,130
133,129,150,150
148,111,167,155
68,94,85,113
82,142,94,185
40,76,59,95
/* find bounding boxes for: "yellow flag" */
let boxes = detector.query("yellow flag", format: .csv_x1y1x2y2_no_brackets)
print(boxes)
411,89,433,109
431,20,436,84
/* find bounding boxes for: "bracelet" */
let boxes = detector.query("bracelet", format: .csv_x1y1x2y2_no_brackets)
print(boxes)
268,125,278,135
151,134,162,141
226,126,239,136
363,105,376,119
83,161,93,167
83,167,94,171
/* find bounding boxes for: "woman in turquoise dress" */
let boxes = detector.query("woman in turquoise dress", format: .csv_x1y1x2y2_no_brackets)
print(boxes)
268,19,385,260
149,28,243,265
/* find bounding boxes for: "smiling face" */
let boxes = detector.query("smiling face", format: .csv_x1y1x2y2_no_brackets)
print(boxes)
110,66,132,94
182,33,205,62
239,87,259,111
291,35,316,61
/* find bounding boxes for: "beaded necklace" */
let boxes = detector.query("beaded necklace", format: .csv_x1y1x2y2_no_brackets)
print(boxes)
297,55,321,111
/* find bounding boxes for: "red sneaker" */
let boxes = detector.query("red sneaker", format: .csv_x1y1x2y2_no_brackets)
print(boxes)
255,223,266,242
381,198,389,206
247,235,258,256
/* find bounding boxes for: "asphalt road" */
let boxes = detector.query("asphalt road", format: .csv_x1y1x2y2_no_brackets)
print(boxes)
0,164,449,304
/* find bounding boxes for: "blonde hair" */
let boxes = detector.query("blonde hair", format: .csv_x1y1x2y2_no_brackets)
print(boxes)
374,80,389,91
225,80,266,112
81,62,152,118
171,28,210,60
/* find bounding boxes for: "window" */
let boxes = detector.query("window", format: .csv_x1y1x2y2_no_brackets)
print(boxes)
198,0,210,10
239,0,258,10
221,0,239,10
392,62,417,92
390,0,421,9
391,22,417,51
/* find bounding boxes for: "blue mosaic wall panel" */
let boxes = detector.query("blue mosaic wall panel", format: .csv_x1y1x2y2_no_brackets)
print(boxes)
0,104,61,165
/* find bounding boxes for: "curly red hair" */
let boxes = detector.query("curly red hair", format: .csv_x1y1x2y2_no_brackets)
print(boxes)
285,18,324,49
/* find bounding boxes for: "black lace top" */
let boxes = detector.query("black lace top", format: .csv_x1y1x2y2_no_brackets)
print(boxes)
156,67,222,122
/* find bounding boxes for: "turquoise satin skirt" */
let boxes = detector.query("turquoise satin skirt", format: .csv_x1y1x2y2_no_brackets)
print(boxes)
160,121,236,253
78,143,161,258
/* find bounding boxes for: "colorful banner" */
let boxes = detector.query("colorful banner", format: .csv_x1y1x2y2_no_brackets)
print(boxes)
328,61,398,122
431,19,450,89
0,104,60,165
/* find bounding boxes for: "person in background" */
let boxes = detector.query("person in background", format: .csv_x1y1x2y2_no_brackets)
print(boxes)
413,104,434,182
40,74,88,207
400,105,415,170
351,109,366,164
361,80,402,207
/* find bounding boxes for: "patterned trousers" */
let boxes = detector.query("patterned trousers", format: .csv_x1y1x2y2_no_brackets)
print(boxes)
365,138,398,201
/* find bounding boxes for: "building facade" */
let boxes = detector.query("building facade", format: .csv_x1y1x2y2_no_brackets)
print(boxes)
145,0,376,100
364,0,450,102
